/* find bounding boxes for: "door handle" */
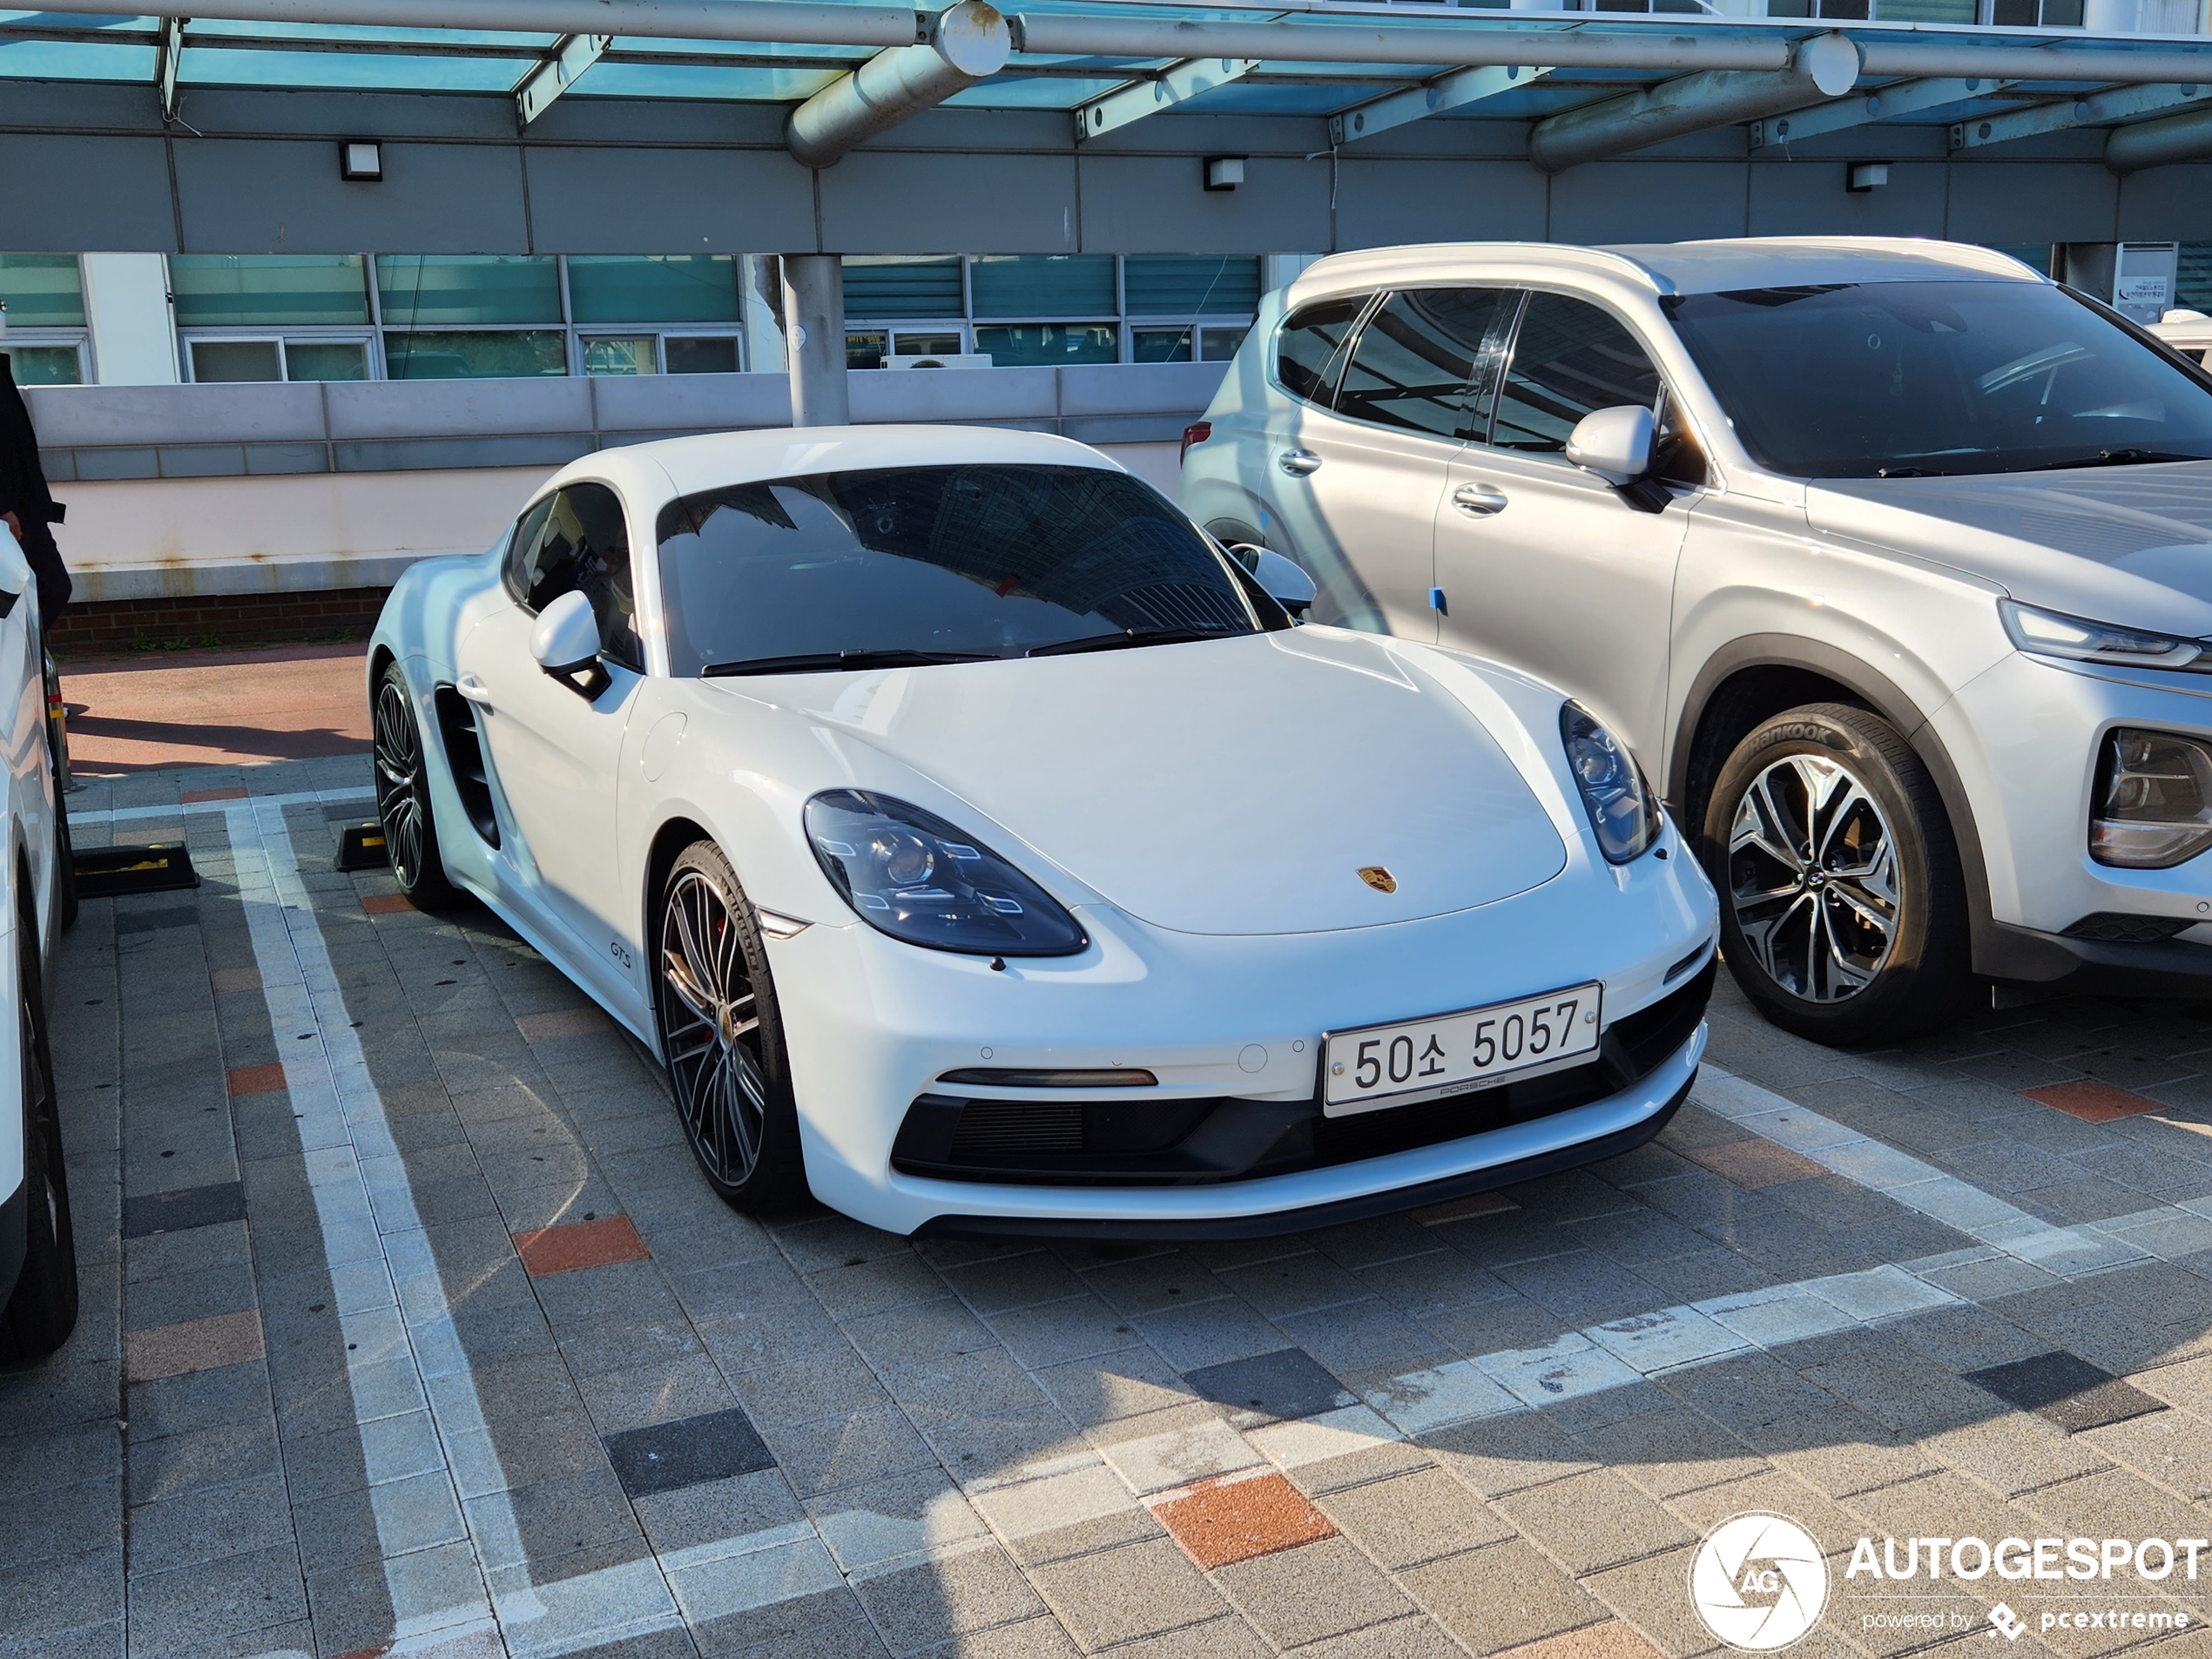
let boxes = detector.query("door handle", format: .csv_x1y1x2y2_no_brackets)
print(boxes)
455,674,494,711
1452,482,1508,516
1278,451,1322,476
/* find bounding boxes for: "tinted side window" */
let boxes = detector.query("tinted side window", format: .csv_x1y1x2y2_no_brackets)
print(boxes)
1335,288,1514,442
524,483,642,668
501,496,555,604
1275,296,1369,405
1492,293,1662,453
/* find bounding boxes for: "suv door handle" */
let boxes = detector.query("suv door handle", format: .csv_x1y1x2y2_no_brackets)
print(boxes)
1278,451,1322,476
455,674,495,711
1452,482,1508,516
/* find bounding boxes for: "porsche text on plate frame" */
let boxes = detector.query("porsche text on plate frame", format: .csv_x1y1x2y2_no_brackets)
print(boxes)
1325,981,1602,1116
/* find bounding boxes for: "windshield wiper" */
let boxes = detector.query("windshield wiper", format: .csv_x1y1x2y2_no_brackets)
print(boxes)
1025,625,1244,658
1873,466,1948,478
2026,448,2206,472
702,648,995,678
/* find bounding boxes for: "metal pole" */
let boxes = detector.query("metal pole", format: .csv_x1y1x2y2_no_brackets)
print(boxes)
2105,100,2212,172
783,254,849,428
787,0,1010,168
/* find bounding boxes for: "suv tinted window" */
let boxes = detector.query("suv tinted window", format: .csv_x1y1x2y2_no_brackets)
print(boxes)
1493,292,1662,453
1336,288,1514,441
1276,296,1369,405
516,482,642,668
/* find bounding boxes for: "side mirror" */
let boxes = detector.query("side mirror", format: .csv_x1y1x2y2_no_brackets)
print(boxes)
530,590,607,697
1229,543,1318,621
0,521,28,620
1564,406,1655,488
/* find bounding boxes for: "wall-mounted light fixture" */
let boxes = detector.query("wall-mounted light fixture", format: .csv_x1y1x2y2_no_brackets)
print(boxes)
1204,155,1245,192
1847,161,1890,192
340,140,383,181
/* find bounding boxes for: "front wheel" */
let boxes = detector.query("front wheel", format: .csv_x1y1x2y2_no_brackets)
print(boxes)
0,924,76,1364
654,840,806,1213
1702,702,1972,1045
372,662,462,911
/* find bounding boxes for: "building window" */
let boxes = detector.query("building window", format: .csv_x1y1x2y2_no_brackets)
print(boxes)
569,256,744,375
2177,245,2212,312
172,254,370,327
0,253,88,385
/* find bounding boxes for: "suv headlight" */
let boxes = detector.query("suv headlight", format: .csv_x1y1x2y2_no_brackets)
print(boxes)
804,790,1089,956
2091,728,2212,868
2000,600,2212,673
1561,702,1662,864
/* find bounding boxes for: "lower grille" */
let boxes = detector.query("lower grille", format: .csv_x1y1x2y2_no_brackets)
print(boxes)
891,961,1715,1188
2062,912,2194,945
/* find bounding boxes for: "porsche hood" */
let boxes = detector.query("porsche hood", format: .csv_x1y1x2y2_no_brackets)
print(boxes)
731,631,1571,937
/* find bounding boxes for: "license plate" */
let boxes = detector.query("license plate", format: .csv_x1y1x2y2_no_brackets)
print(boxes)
1323,982,1603,1116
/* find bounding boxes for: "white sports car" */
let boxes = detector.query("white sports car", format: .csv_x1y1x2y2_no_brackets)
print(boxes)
368,426,1718,1238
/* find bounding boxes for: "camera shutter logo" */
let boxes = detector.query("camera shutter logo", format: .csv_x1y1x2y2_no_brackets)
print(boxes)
1689,1513,1830,1651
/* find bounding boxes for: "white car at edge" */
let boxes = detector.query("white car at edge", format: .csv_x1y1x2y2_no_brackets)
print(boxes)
367,425,1716,1238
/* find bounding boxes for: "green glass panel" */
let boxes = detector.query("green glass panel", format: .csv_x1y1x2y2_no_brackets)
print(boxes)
972,322,1116,367
842,257,962,320
1124,256,1261,317
384,330,567,380
968,256,1115,320
567,256,740,325
171,254,368,327
1133,327,1194,363
666,336,739,374
0,255,85,328
191,340,284,382
582,336,658,375
0,346,81,386
376,256,562,327
2178,245,2212,311
1202,325,1249,362
286,341,369,381
1876,0,1973,18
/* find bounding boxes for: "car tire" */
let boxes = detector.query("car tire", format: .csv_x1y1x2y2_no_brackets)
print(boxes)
52,807,75,934
0,921,77,1364
372,661,464,912
653,840,807,1213
1701,701,1972,1045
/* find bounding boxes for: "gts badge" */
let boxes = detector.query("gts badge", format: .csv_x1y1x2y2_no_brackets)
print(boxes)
610,939,635,972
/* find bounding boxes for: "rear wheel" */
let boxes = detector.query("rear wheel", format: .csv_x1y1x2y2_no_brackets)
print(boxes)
1702,702,1972,1045
372,661,462,911
1,923,76,1364
654,840,806,1212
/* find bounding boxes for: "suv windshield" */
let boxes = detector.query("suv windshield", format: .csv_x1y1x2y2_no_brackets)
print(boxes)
1663,280,2212,479
655,463,1264,677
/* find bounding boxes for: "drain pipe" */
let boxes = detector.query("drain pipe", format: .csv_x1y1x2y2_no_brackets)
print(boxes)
786,0,1010,168
2106,101,2212,172
1527,30,1861,173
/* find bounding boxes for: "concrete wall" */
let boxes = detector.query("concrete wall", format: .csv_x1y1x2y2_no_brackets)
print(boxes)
30,365,1208,602
3,81,2210,259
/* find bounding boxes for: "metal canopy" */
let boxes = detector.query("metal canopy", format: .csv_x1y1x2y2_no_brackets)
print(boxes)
8,1,2212,171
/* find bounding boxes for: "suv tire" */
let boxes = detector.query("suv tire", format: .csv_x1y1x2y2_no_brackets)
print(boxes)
1,921,76,1363
1701,702,1971,1044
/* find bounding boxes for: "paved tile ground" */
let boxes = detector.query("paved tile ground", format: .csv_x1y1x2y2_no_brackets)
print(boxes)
5,755,2212,1658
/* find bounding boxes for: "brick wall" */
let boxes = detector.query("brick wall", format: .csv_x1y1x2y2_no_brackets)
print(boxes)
48,587,392,655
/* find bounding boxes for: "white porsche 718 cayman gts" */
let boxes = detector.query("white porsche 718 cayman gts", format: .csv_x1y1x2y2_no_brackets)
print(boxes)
367,426,1718,1238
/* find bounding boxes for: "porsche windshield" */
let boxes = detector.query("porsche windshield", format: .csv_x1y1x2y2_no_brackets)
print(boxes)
1662,280,2212,479
655,462,1263,677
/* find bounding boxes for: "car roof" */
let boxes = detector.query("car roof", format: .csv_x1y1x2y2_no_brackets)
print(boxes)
1287,237,2046,307
549,423,1122,504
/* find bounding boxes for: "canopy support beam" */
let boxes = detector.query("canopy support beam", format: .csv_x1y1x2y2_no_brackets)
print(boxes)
1951,80,2210,152
1750,75,2013,151
1329,63,1551,146
516,32,610,127
1075,57,1260,143
157,15,184,121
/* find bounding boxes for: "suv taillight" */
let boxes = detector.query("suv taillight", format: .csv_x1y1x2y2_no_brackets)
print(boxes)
1180,421,1211,466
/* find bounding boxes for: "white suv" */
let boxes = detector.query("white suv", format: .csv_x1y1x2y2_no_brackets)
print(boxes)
1183,238,2212,1043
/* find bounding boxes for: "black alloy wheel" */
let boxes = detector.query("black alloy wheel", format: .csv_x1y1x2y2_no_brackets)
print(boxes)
373,662,461,910
655,840,805,1211
1702,701,1971,1045
0,921,76,1364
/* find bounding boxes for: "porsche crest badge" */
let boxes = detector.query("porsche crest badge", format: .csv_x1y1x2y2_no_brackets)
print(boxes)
1357,867,1398,894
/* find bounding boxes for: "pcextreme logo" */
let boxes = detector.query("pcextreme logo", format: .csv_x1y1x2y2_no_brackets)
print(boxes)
1689,1513,1831,1652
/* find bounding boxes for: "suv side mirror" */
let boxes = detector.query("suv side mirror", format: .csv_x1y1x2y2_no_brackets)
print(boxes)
530,590,608,697
1565,406,1655,488
1228,543,1318,621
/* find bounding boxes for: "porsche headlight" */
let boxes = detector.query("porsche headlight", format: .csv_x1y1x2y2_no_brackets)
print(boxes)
804,790,1089,956
2000,600,2212,673
1561,702,1662,864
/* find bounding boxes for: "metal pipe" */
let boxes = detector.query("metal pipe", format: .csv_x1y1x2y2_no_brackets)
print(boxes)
783,253,849,428
787,0,1009,167
1856,41,2212,82
33,0,927,48
1528,30,1859,173
2105,100,2212,171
